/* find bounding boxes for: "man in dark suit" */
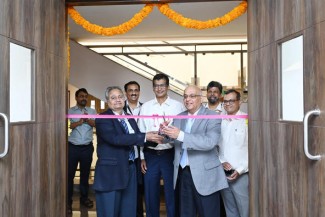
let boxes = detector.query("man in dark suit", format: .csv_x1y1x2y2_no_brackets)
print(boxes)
93,86,163,217
161,85,228,217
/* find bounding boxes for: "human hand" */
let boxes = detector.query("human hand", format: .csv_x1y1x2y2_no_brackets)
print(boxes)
161,125,180,139
141,160,147,174
82,112,89,122
222,162,233,171
227,170,239,181
159,120,171,135
145,131,164,144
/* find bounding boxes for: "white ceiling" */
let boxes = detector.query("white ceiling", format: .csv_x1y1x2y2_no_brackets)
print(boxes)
68,1,247,43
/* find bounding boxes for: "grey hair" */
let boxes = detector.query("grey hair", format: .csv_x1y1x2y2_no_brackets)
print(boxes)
105,86,124,100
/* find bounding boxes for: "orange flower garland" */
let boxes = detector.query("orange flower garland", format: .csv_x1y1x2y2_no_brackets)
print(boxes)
68,4,154,36
157,1,247,29
68,1,247,36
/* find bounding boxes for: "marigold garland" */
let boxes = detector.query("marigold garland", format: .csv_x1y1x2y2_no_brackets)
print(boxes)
68,1,247,36
157,1,247,29
68,5,154,36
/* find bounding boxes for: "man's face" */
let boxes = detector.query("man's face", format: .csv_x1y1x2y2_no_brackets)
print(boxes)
223,92,240,115
126,84,140,103
76,91,88,107
153,79,168,99
207,87,222,104
183,86,202,114
107,89,125,112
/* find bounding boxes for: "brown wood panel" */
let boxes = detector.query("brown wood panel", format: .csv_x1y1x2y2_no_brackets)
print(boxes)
0,36,9,113
248,2,325,216
5,0,66,57
248,0,276,51
7,0,36,46
0,0,67,216
248,43,278,122
0,1,9,36
275,0,325,41
249,121,325,217
36,52,67,123
304,21,325,126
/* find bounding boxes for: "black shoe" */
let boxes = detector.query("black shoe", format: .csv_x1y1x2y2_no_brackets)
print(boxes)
80,198,94,208
67,204,72,214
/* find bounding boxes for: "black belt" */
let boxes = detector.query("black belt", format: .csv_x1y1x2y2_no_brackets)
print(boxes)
68,141,93,146
144,147,174,156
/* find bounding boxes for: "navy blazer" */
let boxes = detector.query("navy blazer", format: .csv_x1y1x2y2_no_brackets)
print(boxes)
93,109,146,192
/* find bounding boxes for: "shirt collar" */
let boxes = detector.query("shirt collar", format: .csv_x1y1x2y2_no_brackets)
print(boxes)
225,110,243,122
72,105,88,112
126,100,141,108
205,102,223,112
188,106,202,116
153,96,171,106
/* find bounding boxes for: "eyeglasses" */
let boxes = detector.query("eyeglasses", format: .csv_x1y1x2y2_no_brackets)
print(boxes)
109,95,125,101
153,84,167,89
223,99,238,105
183,94,201,100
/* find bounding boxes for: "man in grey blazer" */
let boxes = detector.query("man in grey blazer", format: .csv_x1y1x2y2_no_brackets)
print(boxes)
161,85,228,217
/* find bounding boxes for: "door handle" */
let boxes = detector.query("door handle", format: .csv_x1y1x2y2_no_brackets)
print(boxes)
0,113,9,158
303,109,321,160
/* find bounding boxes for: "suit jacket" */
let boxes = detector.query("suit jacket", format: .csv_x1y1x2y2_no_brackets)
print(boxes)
93,109,146,192
172,106,228,196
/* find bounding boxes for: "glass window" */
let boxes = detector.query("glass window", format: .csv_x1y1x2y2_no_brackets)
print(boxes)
280,36,304,121
10,43,34,122
197,53,241,88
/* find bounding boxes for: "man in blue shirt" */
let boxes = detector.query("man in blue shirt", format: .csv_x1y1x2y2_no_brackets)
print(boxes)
68,88,96,214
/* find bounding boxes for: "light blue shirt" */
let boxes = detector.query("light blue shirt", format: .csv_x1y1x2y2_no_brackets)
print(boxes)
68,106,96,145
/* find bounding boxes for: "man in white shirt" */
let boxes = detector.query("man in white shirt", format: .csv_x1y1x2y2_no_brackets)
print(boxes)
204,81,225,114
123,81,142,119
138,74,185,217
123,81,144,217
219,89,249,217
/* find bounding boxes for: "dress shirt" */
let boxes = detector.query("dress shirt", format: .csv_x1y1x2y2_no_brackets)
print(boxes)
68,106,96,145
176,109,199,142
125,100,142,122
177,109,199,167
138,96,185,159
204,102,225,115
218,110,248,175
113,111,139,159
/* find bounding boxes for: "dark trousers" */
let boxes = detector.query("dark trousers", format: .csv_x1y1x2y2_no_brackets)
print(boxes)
143,149,175,217
136,158,144,217
178,166,221,217
96,163,137,217
68,142,94,205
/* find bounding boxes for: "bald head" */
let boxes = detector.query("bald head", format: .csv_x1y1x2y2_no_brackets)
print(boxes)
183,85,202,114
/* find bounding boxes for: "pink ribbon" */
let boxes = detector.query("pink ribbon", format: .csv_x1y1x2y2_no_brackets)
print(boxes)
66,114,248,119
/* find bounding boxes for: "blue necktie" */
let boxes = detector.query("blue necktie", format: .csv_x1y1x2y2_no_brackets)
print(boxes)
180,118,194,168
120,119,135,161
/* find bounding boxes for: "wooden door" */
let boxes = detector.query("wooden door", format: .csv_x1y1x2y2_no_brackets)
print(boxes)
248,0,325,216
0,0,67,216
